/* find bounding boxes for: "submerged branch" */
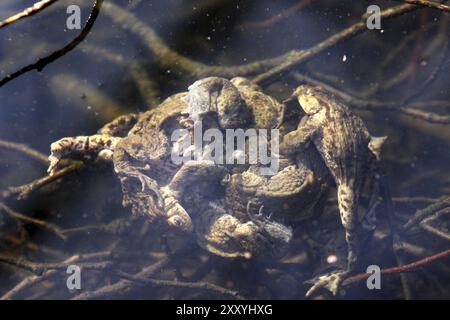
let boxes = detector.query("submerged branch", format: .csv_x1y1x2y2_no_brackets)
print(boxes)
1,251,112,300
0,202,67,241
391,0,450,12
253,4,419,85
0,254,113,275
116,271,245,300
402,196,450,231
343,248,450,286
1,162,83,200
0,0,60,29
0,0,104,87
0,139,48,164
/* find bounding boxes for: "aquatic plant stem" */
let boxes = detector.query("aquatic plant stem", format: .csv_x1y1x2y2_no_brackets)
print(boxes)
0,0,60,29
390,0,450,12
116,270,245,300
342,248,450,286
0,139,48,164
253,4,419,85
0,0,104,87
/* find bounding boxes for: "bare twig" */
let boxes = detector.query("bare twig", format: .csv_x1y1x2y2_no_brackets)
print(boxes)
0,202,67,241
72,255,172,299
420,223,450,241
402,196,450,231
253,4,419,85
0,254,113,275
0,0,60,29
402,22,449,103
101,2,289,78
1,162,83,200
0,139,48,164
390,0,450,12
1,251,111,300
0,0,104,87
116,271,245,300
393,196,441,204
343,248,450,286
243,0,312,29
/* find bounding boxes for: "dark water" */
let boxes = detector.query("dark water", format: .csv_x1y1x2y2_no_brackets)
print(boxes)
0,0,449,299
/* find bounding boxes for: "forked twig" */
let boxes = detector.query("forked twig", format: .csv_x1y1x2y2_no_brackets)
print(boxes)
0,0,104,87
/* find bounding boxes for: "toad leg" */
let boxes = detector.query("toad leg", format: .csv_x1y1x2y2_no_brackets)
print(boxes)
97,113,140,136
162,160,228,233
48,135,121,176
305,183,361,297
197,202,292,259
279,119,318,156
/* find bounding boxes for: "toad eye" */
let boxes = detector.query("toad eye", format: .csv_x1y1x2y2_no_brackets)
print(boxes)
299,95,321,114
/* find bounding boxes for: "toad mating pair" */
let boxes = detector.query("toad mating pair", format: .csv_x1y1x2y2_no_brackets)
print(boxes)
47,77,386,297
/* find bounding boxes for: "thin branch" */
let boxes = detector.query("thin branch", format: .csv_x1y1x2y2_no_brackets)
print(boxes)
253,4,419,85
390,0,450,12
0,139,48,164
343,248,450,286
101,2,289,78
402,31,449,104
72,255,172,299
0,0,60,29
1,251,112,300
116,271,245,300
0,0,104,87
0,202,67,241
0,254,113,275
402,196,450,231
243,0,312,29
1,162,83,200
420,223,450,241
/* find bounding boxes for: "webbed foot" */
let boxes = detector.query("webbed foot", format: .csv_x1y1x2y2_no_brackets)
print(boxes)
48,135,120,176
245,201,292,256
305,270,347,297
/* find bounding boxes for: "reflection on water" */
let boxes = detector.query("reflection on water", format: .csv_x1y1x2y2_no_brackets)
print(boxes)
0,0,449,299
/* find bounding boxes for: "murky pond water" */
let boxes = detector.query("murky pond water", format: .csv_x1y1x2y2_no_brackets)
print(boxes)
0,0,449,299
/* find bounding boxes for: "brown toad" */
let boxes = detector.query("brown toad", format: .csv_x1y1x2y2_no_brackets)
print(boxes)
183,77,331,224
46,83,294,258
279,85,386,296
184,77,385,297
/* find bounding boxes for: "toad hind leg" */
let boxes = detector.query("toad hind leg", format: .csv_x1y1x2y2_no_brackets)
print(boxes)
97,113,140,136
48,135,121,176
305,183,360,297
162,160,228,233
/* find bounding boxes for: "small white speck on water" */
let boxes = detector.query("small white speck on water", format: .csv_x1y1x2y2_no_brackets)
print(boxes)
342,54,347,62
206,36,211,40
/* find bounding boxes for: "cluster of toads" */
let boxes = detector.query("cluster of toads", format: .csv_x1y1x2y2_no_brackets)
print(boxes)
47,77,386,296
